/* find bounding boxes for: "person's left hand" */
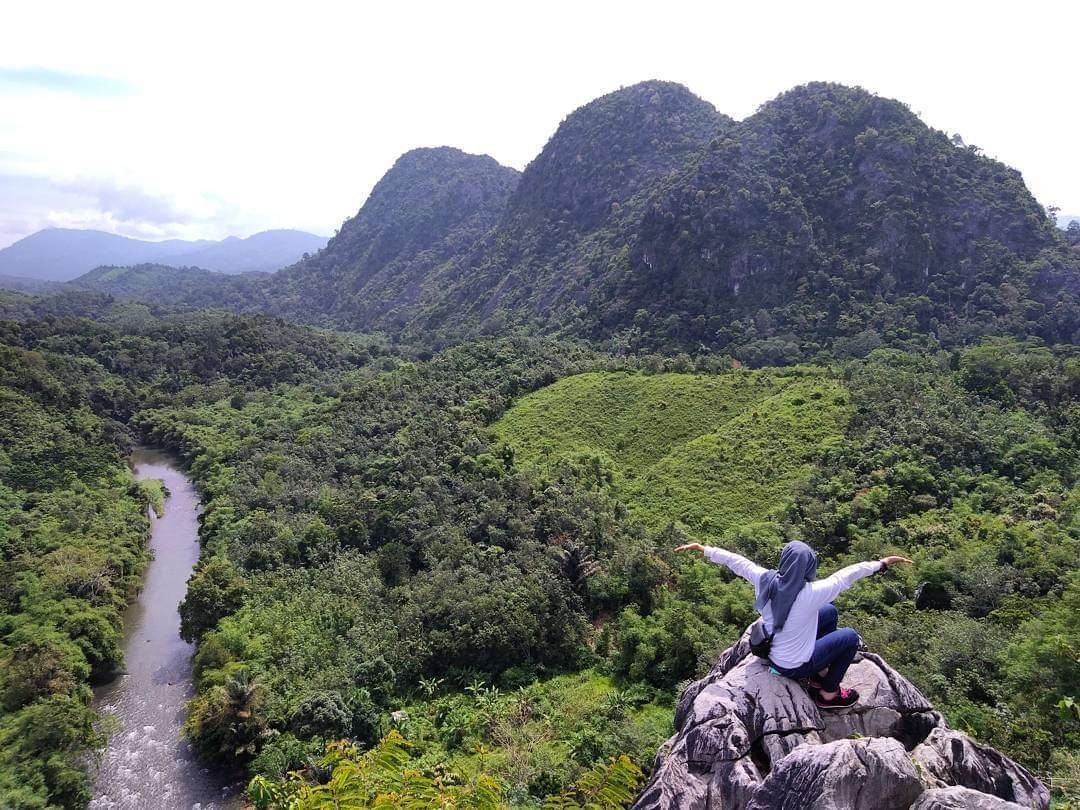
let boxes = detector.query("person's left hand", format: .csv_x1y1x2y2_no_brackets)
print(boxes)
675,543,705,553
880,555,914,568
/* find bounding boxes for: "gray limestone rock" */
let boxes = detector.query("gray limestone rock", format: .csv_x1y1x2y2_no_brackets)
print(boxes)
631,634,1050,810
746,737,924,810
912,728,1049,809
910,786,1028,810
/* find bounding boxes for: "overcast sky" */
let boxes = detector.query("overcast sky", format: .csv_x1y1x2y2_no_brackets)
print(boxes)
1,1,1077,248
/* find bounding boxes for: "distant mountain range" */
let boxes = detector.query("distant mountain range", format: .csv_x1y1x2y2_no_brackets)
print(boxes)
1060,214,1080,229
18,81,1080,357
0,228,329,282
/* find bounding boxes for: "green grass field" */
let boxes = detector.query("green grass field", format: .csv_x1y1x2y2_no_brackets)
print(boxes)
492,369,851,538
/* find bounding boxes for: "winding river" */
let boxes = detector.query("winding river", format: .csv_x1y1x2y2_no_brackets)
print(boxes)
90,449,239,810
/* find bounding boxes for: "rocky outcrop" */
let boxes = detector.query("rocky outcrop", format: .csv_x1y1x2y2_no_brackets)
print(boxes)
911,787,1027,810
632,634,1049,810
912,729,1049,808
745,738,924,810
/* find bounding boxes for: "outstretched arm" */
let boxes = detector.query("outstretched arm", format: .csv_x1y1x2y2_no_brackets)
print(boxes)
675,543,768,587
810,555,913,603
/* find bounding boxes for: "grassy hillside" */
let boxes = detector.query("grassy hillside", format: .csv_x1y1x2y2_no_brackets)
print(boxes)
491,369,851,537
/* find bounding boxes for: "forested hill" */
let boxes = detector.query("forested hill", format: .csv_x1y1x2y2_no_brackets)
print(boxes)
247,82,725,336
506,81,727,233
619,83,1076,359
415,81,728,344
260,147,521,329
66,81,1080,360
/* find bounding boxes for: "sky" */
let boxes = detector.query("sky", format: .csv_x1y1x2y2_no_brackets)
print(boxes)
0,1,1077,249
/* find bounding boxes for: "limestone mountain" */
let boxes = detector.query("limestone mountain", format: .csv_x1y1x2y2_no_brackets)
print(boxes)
310,82,1074,354
63,82,1080,359
392,82,1077,355
262,146,520,329
420,80,728,341
503,80,727,232
617,83,1073,358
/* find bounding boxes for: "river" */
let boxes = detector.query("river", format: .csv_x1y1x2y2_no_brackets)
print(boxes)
90,448,240,810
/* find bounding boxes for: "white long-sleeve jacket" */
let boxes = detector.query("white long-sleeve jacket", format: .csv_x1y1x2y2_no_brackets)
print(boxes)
703,546,882,668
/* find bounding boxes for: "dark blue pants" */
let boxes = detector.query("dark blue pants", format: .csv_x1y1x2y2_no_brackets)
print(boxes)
772,604,859,692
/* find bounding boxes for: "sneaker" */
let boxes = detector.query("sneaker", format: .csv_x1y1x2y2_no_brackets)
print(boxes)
814,687,858,709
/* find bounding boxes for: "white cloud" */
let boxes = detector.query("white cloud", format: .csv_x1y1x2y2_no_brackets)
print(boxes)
0,0,1076,248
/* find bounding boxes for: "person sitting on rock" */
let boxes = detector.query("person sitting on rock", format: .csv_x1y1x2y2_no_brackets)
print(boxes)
675,540,912,709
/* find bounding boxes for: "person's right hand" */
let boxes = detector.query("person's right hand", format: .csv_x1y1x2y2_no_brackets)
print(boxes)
880,555,914,568
675,543,705,553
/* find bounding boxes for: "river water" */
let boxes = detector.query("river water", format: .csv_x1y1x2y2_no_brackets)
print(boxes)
90,448,240,810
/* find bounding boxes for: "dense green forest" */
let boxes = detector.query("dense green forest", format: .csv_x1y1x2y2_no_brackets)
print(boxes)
142,338,1077,807
3,291,1074,806
0,80,1078,809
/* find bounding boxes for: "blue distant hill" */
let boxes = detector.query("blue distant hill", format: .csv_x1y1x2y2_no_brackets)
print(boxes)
0,228,329,282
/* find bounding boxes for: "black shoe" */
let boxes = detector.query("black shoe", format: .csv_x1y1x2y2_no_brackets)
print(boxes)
814,687,858,709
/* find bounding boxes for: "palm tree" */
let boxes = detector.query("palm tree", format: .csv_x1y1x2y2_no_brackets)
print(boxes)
223,668,266,756
552,537,601,589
